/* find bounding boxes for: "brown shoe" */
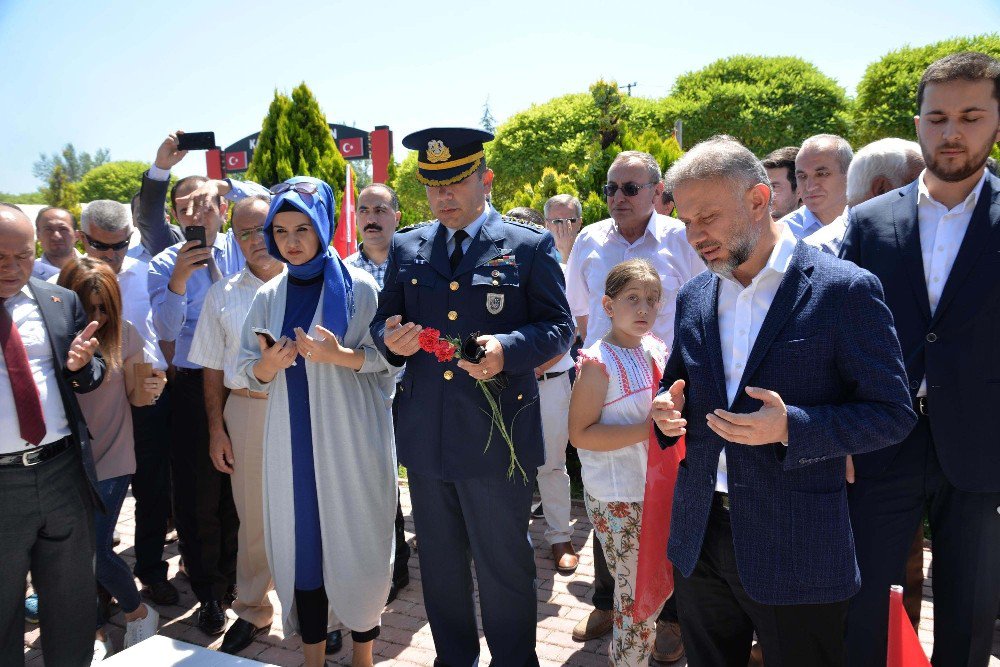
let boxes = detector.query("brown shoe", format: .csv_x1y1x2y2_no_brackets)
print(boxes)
748,641,764,667
552,542,579,574
650,619,684,664
572,608,614,641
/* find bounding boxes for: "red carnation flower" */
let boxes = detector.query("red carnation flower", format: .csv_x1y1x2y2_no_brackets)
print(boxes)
418,327,443,353
434,341,457,362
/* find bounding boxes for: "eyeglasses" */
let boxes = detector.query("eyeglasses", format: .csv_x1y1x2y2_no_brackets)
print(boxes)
546,217,579,225
270,182,319,206
602,182,657,198
235,226,265,242
82,233,130,252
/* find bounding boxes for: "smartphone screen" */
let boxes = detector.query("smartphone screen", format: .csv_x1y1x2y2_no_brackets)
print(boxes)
176,132,216,151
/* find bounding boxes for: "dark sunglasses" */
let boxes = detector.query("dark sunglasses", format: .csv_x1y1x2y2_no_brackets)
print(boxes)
602,182,657,198
82,233,130,252
270,181,319,207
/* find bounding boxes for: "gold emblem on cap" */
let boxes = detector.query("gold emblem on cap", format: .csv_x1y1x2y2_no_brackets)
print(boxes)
426,140,451,164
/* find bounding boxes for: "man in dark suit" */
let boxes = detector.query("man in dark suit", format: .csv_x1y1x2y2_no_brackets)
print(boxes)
839,51,1000,667
0,203,105,666
651,137,915,667
371,128,574,667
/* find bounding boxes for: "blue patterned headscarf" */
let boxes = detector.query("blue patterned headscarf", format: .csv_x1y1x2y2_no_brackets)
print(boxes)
263,176,354,341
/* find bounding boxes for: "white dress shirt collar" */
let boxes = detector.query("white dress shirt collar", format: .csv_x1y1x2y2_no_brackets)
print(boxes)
916,168,987,213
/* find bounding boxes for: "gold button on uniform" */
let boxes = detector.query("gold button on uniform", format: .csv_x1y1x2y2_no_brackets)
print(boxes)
517,394,523,400
492,280,499,286
443,370,454,380
447,310,458,321
411,278,418,285
450,281,459,291
491,270,500,277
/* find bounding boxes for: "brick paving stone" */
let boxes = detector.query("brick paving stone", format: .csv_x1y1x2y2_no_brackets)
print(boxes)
22,484,1000,665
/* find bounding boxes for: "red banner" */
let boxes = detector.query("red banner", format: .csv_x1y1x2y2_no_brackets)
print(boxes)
338,137,363,159
334,166,357,259
633,362,685,622
224,151,247,171
887,585,929,667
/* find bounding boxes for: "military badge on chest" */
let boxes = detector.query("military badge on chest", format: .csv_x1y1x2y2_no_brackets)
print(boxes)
486,293,505,315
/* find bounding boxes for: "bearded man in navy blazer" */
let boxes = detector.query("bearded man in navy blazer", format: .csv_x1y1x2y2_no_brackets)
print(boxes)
650,137,915,667
839,52,1000,667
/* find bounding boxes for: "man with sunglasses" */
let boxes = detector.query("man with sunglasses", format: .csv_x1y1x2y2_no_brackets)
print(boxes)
73,201,180,608
564,151,703,662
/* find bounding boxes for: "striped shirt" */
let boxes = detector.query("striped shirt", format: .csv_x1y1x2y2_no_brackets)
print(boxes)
188,267,267,390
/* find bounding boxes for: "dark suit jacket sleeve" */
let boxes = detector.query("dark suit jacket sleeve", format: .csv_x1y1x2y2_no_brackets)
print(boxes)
62,291,106,394
782,271,915,469
493,233,574,374
837,208,861,263
371,239,408,368
654,306,689,449
137,171,183,257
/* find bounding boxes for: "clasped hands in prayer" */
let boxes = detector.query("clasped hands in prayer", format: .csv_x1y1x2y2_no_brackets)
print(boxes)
253,326,354,381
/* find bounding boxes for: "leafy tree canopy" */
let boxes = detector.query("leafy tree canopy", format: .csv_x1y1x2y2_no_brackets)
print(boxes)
78,161,154,203
33,143,111,184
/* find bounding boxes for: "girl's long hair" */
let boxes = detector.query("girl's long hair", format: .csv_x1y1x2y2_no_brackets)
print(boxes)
57,256,124,370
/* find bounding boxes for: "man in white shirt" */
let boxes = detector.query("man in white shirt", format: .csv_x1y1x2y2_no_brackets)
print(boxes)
565,151,701,661
189,195,284,654
840,52,1000,667
76,200,180,606
31,207,81,280
779,134,852,240
806,138,924,256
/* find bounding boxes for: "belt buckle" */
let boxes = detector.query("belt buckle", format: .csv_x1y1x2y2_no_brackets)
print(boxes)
22,449,42,467
918,397,928,416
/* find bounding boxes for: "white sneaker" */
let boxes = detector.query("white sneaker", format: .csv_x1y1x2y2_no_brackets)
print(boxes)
123,603,159,649
92,638,112,663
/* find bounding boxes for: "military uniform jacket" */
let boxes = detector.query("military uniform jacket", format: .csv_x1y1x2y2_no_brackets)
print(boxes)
372,208,574,480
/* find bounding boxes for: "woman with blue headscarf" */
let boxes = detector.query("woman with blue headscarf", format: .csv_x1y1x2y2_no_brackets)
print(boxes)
237,176,398,667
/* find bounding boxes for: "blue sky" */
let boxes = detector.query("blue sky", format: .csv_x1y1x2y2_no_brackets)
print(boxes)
2,0,997,193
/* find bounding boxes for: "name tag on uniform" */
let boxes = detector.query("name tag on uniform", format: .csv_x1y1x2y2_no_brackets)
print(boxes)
486,293,505,315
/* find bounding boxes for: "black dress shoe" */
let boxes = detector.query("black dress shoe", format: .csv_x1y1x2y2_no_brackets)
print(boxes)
197,600,227,635
145,580,179,606
220,618,271,654
223,585,237,608
387,572,410,604
325,629,343,655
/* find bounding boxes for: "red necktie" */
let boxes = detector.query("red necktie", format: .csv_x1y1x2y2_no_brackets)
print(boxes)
0,297,47,446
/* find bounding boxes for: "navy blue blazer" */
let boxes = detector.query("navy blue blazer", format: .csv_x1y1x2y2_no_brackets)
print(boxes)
655,242,915,605
371,209,574,480
840,173,1000,493
27,277,106,503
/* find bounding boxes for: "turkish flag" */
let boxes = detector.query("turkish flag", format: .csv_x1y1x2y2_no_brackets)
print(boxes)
224,151,247,171
334,165,357,258
632,360,685,622
338,137,363,159
887,585,930,667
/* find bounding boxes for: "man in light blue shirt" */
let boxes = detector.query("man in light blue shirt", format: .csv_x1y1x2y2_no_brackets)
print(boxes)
780,134,852,240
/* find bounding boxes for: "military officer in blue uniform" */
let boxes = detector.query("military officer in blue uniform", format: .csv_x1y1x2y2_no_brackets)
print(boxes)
371,128,574,667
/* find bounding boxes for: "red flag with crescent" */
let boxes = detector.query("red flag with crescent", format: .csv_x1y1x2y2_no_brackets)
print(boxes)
333,165,357,259
632,358,685,622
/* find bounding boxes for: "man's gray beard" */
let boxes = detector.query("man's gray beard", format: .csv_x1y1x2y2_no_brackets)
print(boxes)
706,221,762,280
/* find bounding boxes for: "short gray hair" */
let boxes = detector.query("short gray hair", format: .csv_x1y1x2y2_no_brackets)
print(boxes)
609,150,662,184
799,134,853,173
664,135,770,202
81,200,131,234
846,138,924,207
543,194,582,219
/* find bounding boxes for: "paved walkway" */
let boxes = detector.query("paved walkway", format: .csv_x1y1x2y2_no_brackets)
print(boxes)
23,484,1000,666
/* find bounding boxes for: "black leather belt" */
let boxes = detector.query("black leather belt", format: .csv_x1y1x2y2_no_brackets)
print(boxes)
0,437,71,468
538,370,568,382
915,396,928,416
174,367,203,376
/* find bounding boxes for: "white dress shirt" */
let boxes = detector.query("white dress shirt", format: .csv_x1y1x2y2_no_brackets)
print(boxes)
117,255,165,370
565,212,704,350
780,205,827,240
0,285,72,453
914,169,987,396
714,225,798,493
188,267,269,390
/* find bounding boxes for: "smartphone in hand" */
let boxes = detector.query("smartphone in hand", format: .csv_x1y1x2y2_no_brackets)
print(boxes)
183,225,208,265
176,131,216,151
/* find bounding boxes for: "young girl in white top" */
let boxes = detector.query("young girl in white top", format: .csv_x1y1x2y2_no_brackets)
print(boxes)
569,259,668,667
